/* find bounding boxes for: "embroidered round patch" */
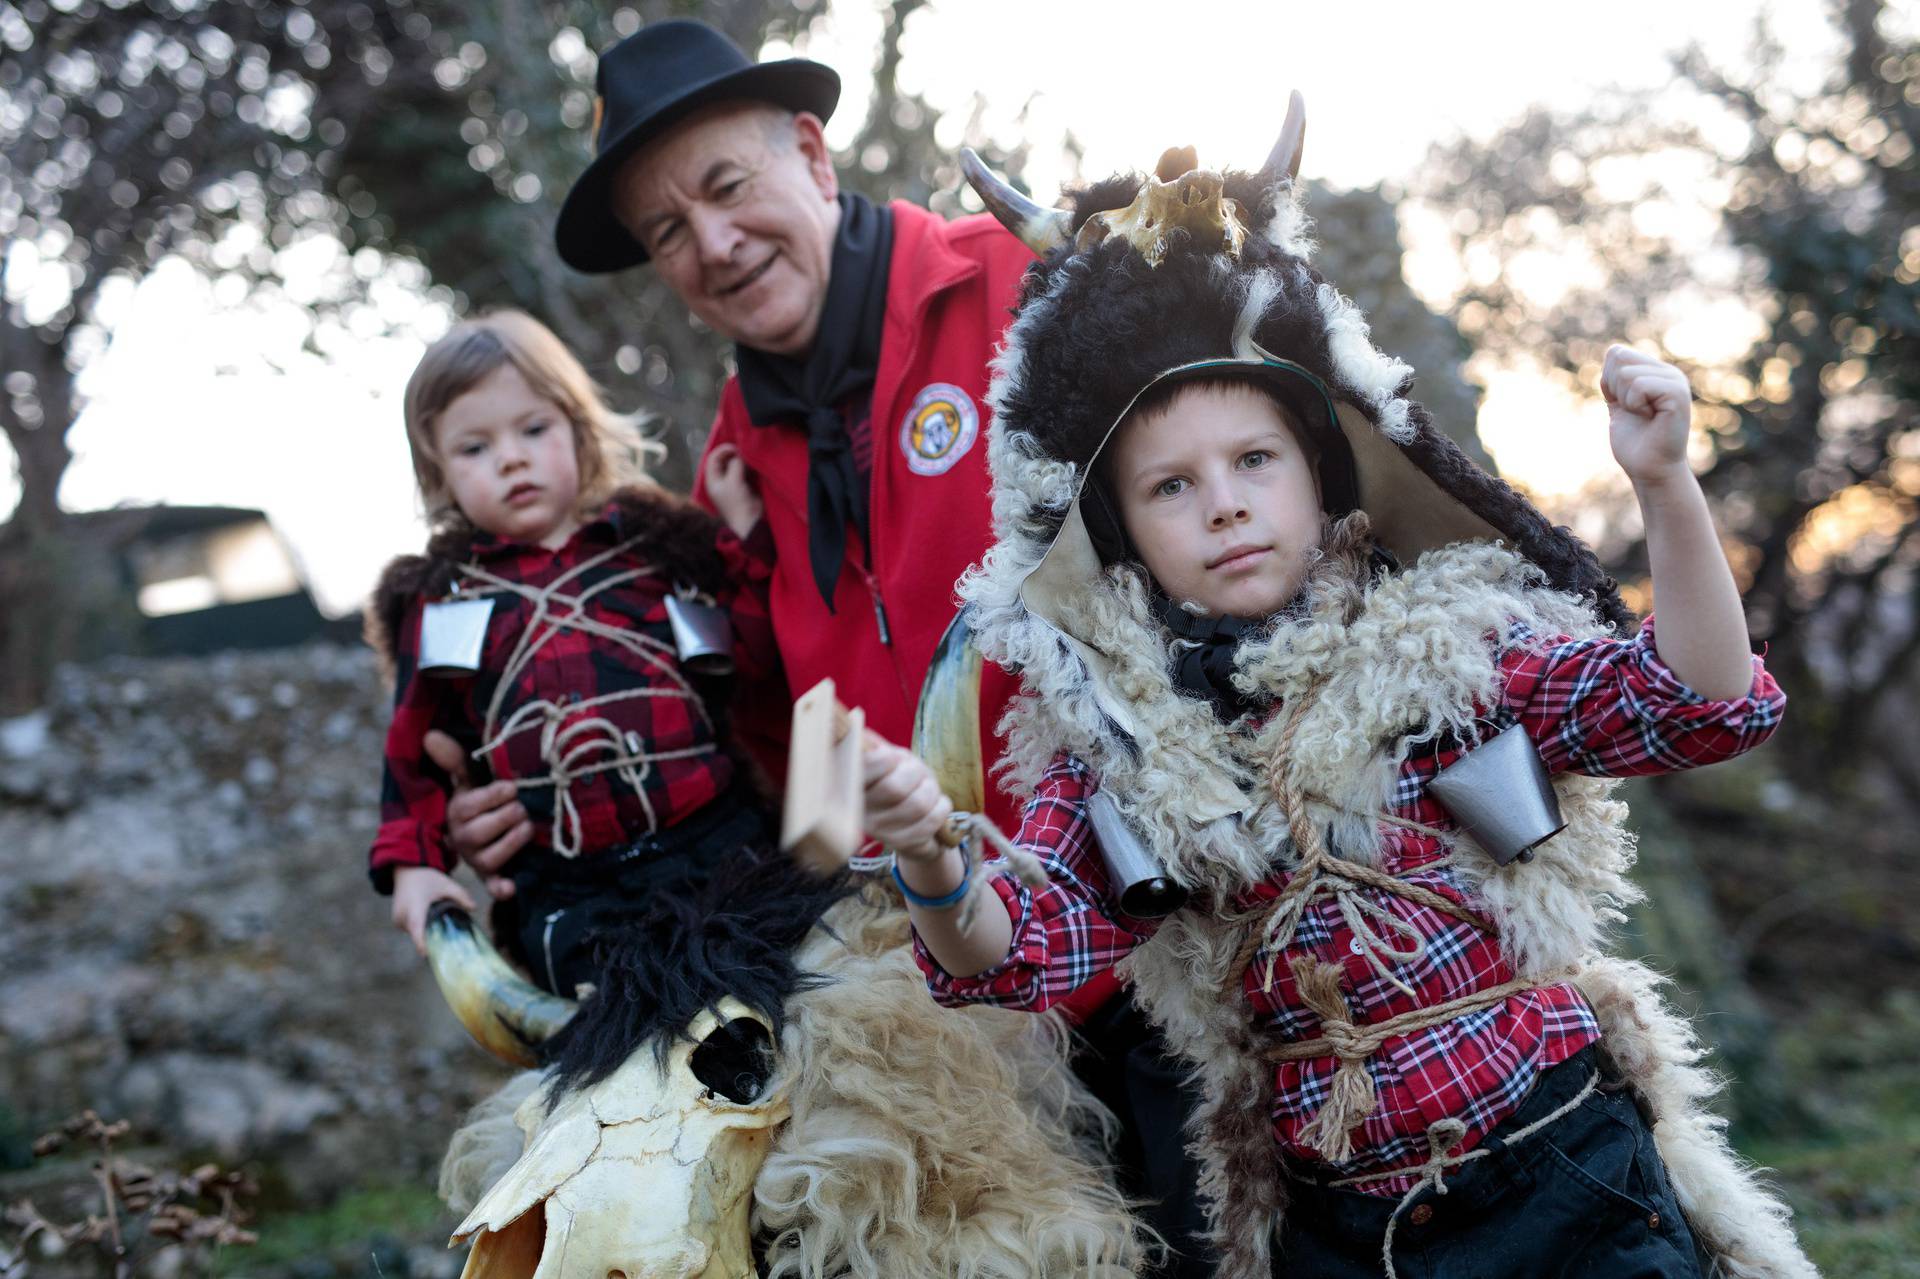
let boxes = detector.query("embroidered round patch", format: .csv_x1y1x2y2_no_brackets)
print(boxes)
898,382,979,477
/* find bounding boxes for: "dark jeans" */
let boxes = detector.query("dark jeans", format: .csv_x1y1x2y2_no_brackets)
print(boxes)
492,789,775,997
1275,1047,1712,1278
1074,989,1217,1278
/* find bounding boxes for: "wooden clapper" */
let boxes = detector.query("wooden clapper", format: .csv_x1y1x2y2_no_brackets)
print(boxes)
780,677,969,873
779,678,867,873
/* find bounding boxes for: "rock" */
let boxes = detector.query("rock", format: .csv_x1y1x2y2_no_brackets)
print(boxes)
0,643,505,1207
0,711,49,761
113,1053,342,1158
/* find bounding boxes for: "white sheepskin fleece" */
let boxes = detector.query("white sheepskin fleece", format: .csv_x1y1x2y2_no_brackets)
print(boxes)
1261,180,1315,260
1314,282,1414,441
437,1068,544,1216
756,894,1145,1278
1227,265,1282,361
963,525,1818,1278
1578,957,1820,1278
437,892,1146,1278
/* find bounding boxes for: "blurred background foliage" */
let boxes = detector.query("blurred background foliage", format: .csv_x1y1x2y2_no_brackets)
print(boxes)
2,0,1915,1274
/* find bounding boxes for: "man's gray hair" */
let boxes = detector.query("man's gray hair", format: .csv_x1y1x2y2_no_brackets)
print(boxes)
756,104,799,151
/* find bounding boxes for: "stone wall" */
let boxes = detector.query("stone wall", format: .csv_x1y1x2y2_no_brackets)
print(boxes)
0,643,512,1204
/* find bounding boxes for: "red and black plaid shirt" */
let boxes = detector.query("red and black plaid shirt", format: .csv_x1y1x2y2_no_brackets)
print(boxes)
368,504,777,892
916,616,1784,1193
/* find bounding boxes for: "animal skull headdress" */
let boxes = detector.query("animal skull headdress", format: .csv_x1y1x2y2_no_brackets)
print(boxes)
957,93,1631,714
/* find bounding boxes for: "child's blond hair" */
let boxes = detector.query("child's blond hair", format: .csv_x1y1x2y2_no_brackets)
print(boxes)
402,309,662,531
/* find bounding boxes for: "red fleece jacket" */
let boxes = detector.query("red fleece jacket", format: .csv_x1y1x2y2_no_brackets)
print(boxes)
694,202,1032,833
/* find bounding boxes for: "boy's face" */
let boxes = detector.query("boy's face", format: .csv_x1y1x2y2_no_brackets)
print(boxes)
434,363,584,549
1107,382,1324,619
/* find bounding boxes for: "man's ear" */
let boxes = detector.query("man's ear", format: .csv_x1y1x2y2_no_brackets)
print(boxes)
791,111,839,201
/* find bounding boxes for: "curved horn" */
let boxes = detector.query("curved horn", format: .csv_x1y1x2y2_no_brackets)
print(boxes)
425,901,578,1067
912,608,985,816
1259,90,1307,187
959,148,1071,258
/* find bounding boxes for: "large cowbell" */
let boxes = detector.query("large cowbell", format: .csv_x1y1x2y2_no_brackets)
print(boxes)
1425,723,1566,866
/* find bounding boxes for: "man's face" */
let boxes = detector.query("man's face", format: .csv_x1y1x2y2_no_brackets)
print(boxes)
1107,382,1325,620
613,103,841,357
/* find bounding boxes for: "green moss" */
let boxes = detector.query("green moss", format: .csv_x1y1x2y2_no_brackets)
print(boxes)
212,1182,454,1276
1752,1113,1920,1279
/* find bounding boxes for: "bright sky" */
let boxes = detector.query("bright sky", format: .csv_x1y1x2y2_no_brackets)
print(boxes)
23,0,1836,616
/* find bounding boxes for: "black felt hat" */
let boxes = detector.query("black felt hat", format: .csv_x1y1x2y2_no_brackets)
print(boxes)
554,20,840,274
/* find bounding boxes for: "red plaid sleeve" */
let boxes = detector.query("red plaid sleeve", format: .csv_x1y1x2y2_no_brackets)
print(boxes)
716,519,780,682
1498,613,1785,776
914,756,1161,1010
367,598,457,894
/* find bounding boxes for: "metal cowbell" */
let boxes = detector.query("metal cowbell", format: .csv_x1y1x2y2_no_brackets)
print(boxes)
1425,722,1566,866
419,596,495,677
666,595,735,676
1086,790,1190,917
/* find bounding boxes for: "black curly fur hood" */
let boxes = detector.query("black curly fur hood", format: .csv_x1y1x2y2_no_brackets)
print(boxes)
985,164,1633,633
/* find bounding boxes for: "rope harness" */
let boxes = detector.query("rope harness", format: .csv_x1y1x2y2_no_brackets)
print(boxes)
458,535,715,858
1225,681,1563,1167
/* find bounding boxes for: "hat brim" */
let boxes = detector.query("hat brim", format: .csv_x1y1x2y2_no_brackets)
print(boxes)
554,58,840,274
1020,356,1501,637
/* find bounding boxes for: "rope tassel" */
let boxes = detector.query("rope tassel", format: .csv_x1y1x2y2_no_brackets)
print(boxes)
1289,957,1378,1163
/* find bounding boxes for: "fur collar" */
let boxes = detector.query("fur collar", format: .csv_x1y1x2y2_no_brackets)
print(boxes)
365,485,730,680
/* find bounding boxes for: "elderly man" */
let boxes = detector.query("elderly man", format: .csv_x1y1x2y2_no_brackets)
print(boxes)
432,20,1211,1275
441,19,1027,863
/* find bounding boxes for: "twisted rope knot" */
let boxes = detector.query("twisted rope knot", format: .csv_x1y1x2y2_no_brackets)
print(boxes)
1414,1118,1469,1194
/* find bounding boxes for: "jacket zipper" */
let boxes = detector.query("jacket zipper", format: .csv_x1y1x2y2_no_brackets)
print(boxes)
761,473,909,707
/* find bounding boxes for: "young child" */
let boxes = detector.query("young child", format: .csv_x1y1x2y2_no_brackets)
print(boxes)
859,144,1816,1279
366,309,776,997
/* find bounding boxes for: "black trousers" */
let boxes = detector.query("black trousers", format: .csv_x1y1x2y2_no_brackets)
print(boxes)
1274,1047,1713,1278
1073,988,1217,1278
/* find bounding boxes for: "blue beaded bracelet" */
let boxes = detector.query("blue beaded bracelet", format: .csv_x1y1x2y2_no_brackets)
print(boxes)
891,840,972,911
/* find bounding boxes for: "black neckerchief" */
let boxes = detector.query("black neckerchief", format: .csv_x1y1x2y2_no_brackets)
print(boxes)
1153,545,1400,721
735,192,893,610
1155,595,1266,721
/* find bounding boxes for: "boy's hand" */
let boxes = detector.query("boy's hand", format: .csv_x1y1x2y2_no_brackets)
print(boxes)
1601,345,1694,488
426,729,529,900
391,865,476,956
704,443,764,539
861,732,952,861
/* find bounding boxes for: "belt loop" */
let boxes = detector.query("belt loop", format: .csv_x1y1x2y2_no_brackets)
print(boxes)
1479,1130,1535,1197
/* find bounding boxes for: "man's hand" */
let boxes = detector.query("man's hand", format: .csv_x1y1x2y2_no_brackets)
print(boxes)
861,732,952,861
424,730,531,900
390,864,475,956
1600,345,1694,490
703,442,764,539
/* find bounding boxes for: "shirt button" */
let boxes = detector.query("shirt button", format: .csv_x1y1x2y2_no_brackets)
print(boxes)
1647,1211,1661,1230
1408,1204,1435,1226
1348,938,1366,956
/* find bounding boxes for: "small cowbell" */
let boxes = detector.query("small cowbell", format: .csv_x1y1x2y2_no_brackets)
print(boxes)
665,593,735,676
1086,790,1190,918
418,596,495,678
1425,722,1566,866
